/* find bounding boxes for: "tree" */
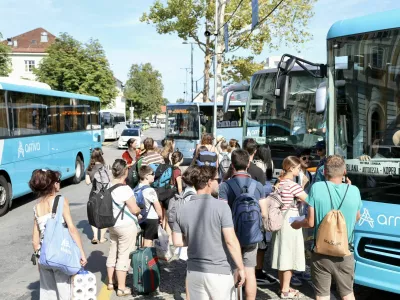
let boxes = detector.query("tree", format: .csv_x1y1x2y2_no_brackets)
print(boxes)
124,63,164,118
176,98,185,103
34,33,117,108
0,32,12,76
222,56,263,83
141,0,316,101
163,98,169,105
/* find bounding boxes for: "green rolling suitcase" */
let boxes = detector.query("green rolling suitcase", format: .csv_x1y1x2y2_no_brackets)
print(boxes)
130,246,160,294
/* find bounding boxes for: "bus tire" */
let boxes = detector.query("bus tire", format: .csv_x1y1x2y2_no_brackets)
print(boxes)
72,156,84,184
0,176,11,216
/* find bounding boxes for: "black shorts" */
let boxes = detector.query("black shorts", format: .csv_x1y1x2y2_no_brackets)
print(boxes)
140,219,159,240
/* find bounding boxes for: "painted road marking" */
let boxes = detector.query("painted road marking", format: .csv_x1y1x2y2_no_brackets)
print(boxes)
97,283,113,300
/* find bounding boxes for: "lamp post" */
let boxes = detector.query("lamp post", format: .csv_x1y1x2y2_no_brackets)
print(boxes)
182,41,195,102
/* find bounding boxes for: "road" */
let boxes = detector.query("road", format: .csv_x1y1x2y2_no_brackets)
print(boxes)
0,128,396,299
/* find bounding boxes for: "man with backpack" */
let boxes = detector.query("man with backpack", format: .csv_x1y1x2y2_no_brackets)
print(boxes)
291,155,361,300
243,138,266,185
173,165,246,300
135,166,163,247
218,141,231,179
219,149,268,300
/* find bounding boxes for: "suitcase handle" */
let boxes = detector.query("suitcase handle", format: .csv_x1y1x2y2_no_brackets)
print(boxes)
138,266,142,285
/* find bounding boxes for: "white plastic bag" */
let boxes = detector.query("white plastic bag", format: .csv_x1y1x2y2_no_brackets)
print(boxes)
154,226,173,261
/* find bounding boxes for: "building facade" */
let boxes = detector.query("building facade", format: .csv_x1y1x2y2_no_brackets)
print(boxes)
2,28,56,80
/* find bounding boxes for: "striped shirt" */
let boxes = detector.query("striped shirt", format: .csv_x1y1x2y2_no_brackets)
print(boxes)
279,179,304,211
141,151,165,166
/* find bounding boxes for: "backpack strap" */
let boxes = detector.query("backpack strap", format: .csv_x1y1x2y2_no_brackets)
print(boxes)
324,181,349,210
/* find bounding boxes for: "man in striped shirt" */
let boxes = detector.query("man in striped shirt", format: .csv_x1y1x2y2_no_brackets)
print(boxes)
141,138,165,166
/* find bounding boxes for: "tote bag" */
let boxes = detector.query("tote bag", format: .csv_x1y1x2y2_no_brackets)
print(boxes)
39,195,81,275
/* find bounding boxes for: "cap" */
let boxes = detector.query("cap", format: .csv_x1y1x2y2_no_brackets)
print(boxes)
315,140,326,149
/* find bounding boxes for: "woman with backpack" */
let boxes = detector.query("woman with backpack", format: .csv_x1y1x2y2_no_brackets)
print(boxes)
122,138,140,167
31,169,87,300
86,148,111,244
171,151,184,194
106,159,141,296
271,156,308,299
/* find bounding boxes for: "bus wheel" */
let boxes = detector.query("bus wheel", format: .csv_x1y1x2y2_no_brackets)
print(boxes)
72,156,84,184
0,176,10,216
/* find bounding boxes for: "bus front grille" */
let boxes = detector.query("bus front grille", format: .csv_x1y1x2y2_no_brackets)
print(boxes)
357,237,400,267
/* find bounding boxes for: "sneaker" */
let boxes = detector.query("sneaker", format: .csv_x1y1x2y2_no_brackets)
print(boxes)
256,270,278,285
290,275,303,287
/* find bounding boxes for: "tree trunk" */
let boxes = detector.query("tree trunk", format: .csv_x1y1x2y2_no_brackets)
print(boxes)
203,23,212,103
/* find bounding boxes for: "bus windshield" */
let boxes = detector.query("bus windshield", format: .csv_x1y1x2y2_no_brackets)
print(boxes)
166,105,199,139
329,28,400,204
246,70,325,149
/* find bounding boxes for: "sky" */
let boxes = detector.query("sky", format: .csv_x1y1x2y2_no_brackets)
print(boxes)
1,0,400,103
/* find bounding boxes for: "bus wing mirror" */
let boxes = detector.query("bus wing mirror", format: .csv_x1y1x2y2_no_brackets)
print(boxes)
279,57,296,73
222,84,249,113
315,82,327,113
223,91,234,113
275,74,290,111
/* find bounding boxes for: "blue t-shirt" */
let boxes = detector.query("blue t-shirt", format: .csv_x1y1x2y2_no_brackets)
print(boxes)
219,172,265,207
307,181,362,244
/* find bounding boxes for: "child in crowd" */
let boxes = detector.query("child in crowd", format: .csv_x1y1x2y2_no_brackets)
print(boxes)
137,166,163,247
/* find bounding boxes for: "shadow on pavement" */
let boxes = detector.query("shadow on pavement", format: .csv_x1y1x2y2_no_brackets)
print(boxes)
76,219,93,240
27,280,40,300
86,250,108,284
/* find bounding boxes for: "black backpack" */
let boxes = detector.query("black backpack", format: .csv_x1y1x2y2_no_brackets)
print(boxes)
126,157,143,189
87,183,128,229
219,153,231,176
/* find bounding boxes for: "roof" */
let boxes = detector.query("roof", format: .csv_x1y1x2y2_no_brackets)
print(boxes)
167,101,245,108
0,81,100,102
161,106,166,113
327,9,400,40
1,27,56,53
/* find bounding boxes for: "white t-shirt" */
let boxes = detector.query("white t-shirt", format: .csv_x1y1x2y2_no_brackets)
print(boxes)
138,183,159,220
109,184,138,227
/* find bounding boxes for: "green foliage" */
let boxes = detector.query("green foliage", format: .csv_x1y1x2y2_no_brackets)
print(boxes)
34,33,117,108
176,98,185,103
0,32,12,76
223,56,263,83
142,0,317,85
124,63,164,118
163,98,169,105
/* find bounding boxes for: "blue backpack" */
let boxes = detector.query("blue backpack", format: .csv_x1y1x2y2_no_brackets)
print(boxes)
150,164,173,188
39,196,81,275
196,151,217,167
226,179,264,246
133,185,150,224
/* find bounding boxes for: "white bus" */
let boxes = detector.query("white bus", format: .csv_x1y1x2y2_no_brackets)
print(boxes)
100,110,127,140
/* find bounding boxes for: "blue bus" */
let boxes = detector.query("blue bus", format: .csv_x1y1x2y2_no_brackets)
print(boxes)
165,101,245,164
0,80,102,216
274,9,400,294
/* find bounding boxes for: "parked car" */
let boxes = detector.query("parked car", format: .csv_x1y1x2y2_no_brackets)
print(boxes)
149,121,157,128
158,122,165,129
118,128,142,149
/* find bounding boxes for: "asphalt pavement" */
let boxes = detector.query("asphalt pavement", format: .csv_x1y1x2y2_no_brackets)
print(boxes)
0,128,396,299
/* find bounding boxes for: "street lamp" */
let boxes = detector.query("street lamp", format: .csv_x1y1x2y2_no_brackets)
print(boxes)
182,41,194,102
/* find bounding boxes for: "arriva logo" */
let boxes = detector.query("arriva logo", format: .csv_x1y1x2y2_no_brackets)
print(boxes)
18,141,40,158
358,208,400,228
359,208,374,228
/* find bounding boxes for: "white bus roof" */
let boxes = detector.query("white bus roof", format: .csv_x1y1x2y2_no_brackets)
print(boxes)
0,77,51,89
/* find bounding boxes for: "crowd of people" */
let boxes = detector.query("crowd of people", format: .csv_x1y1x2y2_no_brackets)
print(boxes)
30,132,362,300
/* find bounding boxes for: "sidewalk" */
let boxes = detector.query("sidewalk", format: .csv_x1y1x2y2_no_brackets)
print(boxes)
107,256,316,300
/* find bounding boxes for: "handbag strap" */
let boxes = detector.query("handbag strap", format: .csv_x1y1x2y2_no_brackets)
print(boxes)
52,195,63,220
113,200,139,228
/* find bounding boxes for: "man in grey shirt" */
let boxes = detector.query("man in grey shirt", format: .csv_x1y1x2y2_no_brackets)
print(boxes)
172,166,245,300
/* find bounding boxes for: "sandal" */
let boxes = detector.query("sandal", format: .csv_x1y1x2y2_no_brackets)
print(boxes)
107,283,115,290
281,288,300,299
117,287,131,297
99,238,108,244
91,239,99,244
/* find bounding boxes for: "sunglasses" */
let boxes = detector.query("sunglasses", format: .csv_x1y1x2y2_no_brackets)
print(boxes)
301,156,311,161
56,178,61,183
148,172,155,176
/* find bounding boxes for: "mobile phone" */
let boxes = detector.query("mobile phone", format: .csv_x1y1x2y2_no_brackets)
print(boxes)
342,176,347,183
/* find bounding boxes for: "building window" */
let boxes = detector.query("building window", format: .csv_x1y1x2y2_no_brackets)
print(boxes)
24,60,35,72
